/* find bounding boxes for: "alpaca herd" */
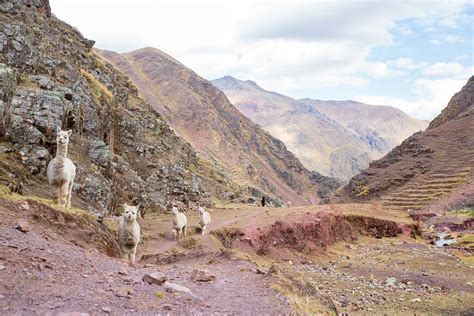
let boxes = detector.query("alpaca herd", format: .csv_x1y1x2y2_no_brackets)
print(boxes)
47,127,212,266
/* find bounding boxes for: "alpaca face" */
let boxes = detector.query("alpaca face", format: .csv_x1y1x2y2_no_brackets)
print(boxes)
198,206,205,215
171,205,179,215
56,127,72,146
123,203,139,222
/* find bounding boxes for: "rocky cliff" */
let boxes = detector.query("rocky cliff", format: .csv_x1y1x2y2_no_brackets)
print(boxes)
96,48,340,205
0,0,243,215
212,76,427,181
333,77,474,211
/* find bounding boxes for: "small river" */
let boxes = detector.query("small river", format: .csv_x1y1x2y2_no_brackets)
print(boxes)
435,232,457,247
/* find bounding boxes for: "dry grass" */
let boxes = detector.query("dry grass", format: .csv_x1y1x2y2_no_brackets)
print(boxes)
454,233,474,248
0,185,95,221
179,237,199,249
80,68,113,101
212,227,245,248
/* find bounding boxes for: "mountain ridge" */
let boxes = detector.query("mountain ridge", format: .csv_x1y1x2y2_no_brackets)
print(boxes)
212,76,428,181
95,48,341,205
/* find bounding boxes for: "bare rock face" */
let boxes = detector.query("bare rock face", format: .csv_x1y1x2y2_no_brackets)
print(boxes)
0,1,239,214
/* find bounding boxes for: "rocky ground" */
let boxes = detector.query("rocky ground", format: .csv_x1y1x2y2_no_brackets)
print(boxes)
0,191,473,315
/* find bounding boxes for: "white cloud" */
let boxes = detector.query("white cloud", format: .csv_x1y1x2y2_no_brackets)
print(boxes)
357,78,468,119
422,62,472,78
429,34,465,45
389,58,429,70
50,0,472,119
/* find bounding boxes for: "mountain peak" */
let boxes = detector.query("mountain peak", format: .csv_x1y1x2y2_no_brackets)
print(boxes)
427,75,474,130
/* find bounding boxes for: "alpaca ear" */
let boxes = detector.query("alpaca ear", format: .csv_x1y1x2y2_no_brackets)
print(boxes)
67,129,73,137
56,126,61,134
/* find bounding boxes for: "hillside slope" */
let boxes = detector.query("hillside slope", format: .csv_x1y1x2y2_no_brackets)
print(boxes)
212,76,427,181
0,0,243,214
333,76,474,211
96,48,340,205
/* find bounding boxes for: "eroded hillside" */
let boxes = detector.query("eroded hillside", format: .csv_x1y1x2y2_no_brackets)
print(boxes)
95,48,340,205
333,76,474,212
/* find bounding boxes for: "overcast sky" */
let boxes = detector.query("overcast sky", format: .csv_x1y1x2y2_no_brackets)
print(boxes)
51,0,472,120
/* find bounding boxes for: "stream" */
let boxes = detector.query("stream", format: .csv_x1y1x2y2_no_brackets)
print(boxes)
435,232,457,247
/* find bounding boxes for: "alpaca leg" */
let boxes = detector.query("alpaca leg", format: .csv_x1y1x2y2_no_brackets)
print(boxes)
201,225,206,235
66,178,74,208
120,246,125,260
52,186,61,205
60,182,69,207
183,225,187,238
130,246,137,266
174,229,179,241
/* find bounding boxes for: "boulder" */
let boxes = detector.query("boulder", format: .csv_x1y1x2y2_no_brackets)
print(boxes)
15,218,30,233
190,269,216,282
142,272,168,286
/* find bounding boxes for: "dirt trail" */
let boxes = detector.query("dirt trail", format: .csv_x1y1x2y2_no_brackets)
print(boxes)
0,201,289,315
1,198,473,315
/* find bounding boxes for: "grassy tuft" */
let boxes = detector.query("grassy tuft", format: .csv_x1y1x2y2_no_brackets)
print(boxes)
212,227,245,248
80,68,113,101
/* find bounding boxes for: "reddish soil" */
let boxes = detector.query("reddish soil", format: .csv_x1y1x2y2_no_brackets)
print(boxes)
1,197,473,315
239,212,416,257
0,199,289,315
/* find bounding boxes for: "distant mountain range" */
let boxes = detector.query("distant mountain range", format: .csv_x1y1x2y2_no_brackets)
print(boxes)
95,48,340,205
212,76,428,181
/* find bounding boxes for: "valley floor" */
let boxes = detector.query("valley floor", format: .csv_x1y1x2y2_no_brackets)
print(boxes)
0,196,473,315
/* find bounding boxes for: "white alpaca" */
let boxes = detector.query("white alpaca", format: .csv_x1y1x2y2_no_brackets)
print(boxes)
171,206,187,241
198,206,211,235
118,203,141,265
46,126,76,208
287,201,292,208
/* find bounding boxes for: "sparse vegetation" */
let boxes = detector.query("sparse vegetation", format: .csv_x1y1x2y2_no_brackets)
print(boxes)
212,227,245,248
454,234,474,248
353,181,370,197
80,68,113,101
179,237,198,249
0,146,32,193
0,184,95,220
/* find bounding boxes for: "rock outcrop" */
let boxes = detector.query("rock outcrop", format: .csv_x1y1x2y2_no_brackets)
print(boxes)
0,0,242,214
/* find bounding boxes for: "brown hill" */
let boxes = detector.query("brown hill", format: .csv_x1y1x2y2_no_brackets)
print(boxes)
95,48,340,205
212,76,427,181
0,0,243,215
333,76,474,211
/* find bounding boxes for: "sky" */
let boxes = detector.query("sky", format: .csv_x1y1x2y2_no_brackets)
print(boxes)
51,0,473,120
